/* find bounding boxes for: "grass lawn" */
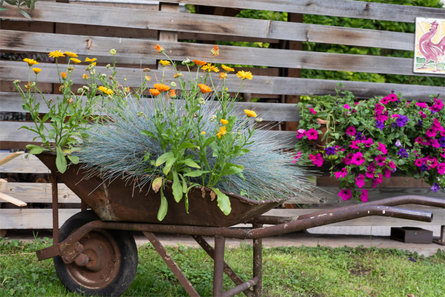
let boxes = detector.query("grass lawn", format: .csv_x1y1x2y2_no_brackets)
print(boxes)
0,237,444,296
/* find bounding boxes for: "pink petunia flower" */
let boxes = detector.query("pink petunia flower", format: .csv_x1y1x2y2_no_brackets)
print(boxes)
291,152,302,164
351,152,365,166
345,126,356,136
377,142,387,155
309,108,317,115
415,158,424,167
306,128,318,140
355,174,365,188
362,138,373,148
338,189,352,201
437,163,445,175
360,189,369,202
416,102,428,108
309,153,324,167
375,155,386,167
384,168,392,178
296,129,306,139
344,104,351,109
349,140,360,149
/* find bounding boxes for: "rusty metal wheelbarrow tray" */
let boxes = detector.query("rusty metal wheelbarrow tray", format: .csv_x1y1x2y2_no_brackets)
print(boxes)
37,153,281,227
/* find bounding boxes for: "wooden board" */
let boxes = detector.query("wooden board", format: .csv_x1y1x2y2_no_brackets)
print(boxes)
0,152,49,173
2,182,79,203
2,61,445,99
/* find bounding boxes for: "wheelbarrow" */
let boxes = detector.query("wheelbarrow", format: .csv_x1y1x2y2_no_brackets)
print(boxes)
35,153,445,297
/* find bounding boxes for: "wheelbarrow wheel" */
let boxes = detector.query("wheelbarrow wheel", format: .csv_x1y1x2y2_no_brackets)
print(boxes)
54,210,138,296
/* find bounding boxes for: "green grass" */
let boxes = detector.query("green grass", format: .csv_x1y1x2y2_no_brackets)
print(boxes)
1,237,445,296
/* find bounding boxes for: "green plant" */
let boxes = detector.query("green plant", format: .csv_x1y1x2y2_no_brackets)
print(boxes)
0,0,38,19
295,90,445,201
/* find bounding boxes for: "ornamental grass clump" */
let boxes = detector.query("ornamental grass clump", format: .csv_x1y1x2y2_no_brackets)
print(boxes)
296,90,445,202
76,44,315,220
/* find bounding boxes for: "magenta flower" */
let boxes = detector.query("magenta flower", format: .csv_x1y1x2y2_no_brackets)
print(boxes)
388,94,398,102
334,167,348,179
360,189,369,202
416,102,428,108
344,104,351,109
355,174,365,188
306,128,318,140
309,108,317,115
437,163,445,175
384,168,392,178
309,153,324,167
291,152,302,164
426,129,437,138
388,161,396,169
375,155,386,167
349,140,360,149
296,129,306,139
345,126,356,136
377,142,387,155
415,158,424,167
351,152,365,166
362,138,373,148
380,97,389,105
338,189,352,201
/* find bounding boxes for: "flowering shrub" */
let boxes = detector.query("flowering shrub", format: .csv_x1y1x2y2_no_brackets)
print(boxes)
295,90,445,202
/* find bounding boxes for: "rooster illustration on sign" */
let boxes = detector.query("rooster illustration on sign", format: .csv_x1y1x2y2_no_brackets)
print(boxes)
417,20,445,71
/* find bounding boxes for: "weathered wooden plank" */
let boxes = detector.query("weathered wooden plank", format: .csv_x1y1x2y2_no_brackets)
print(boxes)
0,92,299,122
161,0,445,23
2,60,445,99
0,209,79,229
3,182,80,203
0,36,439,77
0,152,49,173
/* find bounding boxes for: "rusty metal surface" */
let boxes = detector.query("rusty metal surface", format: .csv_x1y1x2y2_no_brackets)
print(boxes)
37,153,281,227
50,173,59,245
213,236,225,297
223,276,260,297
252,224,263,297
143,232,200,297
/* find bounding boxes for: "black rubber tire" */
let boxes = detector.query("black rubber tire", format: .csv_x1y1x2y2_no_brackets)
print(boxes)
53,210,138,296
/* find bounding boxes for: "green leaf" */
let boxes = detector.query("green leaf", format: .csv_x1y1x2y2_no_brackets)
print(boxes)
204,136,215,147
157,189,168,221
172,172,183,203
155,151,174,167
18,8,31,19
67,155,79,164
55,146,67,173
25,144,49,155
184,170,209,177
212,188,231,216
152,176,163,193
179,142,196,151
141,129,155,138
180,175,187,194
163,156,177,175
221,163,244,176
182,158,200,169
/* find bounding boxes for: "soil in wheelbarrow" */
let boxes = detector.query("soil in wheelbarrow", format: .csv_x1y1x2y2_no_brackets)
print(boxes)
37,153,282,227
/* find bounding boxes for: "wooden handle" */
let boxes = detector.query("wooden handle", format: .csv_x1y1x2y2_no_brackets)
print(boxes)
0,179,27,207
0,151,24,167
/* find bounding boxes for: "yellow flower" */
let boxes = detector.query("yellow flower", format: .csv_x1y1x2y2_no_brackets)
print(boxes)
244,109,257,118
201,131,206,135
198,84,212,93
82,74,88,79
70,58,81,64
216,126,227,139
98,86,114,96
85,57,97,63
32,67,41,74
49,50,65,58
155,44,164,53
174,73,183,78
193,59,206,66
202,63,219,73
219,72,227,79
211,45,219,56
23,58,38,66
169,89,176,98
149,88,160,96
220,118,229,125
236,70,253,80
109,49,117,55
159,60,171,66
60,72,67,79
145,75,151,81
64,51,78,58
154,83,170,92
221,65,234,72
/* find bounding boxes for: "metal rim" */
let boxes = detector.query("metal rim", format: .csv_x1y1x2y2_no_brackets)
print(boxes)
66,230,121,289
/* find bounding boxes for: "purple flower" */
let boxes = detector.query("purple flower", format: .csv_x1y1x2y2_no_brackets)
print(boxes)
420,165,428,172
439,137,445,148
396,115,409,127
355,131,364,140
375,121,385,130
431,182,440,192
395,140,402,147
346,126,356,136
325,146,336,155
397,148,408,158
418,120,423,126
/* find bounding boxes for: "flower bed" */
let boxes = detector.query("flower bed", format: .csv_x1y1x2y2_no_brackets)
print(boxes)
295,90,445,202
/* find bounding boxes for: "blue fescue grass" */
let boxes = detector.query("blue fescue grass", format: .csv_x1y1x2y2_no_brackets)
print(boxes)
77,97,318,203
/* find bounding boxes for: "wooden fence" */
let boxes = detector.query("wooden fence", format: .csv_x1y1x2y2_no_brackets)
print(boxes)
0,0,445,235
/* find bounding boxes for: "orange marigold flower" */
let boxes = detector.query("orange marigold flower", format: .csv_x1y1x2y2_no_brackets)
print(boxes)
64,51,78,58
49,50,65,59
60,72,67,79
24,82,32,89
193,59,206,66
202,63,219,73
154,83,170,92
173,72,183,78
98,86,114,96
216,126,227,139
244,109,257,118
219,72,227,79
23,58,38,66
220,118,229,125
236,70,253,80
85,57,97,63
82,74,88,79
32,68,41,74
211,45,219,56
198,84,212,93
155,44,164,53
159,60,171,66
221,65,234,72
169,89,176,98
149,88,161,96
145,75,151,81
70,58,81,64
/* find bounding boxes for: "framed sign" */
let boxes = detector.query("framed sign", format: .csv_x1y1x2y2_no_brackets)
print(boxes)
414,17,445,74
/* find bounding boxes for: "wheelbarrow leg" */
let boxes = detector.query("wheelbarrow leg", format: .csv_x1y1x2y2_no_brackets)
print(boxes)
50,172,59,244
253,224,263,297
214,235,225,297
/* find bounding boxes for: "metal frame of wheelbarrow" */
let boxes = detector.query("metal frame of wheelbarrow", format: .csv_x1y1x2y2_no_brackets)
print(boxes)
37,173,445,297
